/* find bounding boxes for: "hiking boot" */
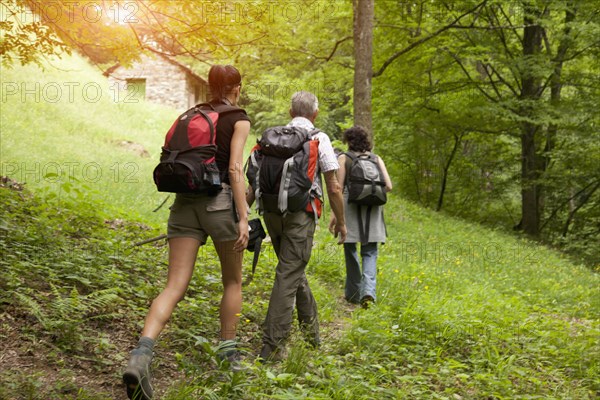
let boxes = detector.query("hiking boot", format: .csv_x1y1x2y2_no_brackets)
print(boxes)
258,343,287,363
218,348,245,372
360,295,375,309
123,347,154,400
300,324,321,349
217,340,245,372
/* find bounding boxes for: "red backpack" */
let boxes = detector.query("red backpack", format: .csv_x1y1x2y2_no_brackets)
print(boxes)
153,103,244,194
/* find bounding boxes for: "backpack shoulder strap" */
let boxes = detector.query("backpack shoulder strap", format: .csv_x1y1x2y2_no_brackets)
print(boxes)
345,151,357,161
196,102,247,116
357,205,373,244
308,128,321,137
367,152,379,162
196,102,215,111
343,152,356,187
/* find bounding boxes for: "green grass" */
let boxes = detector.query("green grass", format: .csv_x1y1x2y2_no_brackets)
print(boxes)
1,54,189,226
0,54,599,399
328,202,599,399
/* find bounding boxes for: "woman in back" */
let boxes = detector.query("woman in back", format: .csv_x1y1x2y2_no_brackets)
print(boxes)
330,126,392,309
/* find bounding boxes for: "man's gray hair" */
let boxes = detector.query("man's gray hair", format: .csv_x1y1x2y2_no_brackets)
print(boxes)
290,91,319,118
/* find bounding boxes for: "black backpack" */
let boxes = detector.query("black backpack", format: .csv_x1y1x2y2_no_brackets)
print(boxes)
345,152,387,206
245,126,323,216
153,103,244,194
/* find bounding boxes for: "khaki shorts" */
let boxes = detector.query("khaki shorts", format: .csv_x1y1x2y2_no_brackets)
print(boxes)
167,185,238,244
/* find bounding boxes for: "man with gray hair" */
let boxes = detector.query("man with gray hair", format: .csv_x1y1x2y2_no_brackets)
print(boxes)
248,90,346,361
291,90,319,118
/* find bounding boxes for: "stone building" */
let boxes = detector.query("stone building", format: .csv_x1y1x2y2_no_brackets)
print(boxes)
104,53,209,111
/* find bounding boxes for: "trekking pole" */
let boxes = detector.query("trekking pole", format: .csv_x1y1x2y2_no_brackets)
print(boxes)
153,195,171,212
132,196,171,246
133,234,167,247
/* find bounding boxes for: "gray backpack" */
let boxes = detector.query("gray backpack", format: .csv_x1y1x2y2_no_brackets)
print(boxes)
345,152,387,206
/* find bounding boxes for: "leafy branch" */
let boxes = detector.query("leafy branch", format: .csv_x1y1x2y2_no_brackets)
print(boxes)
373,0,488,78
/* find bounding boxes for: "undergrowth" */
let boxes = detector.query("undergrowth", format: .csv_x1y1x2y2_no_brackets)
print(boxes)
1,184,598,399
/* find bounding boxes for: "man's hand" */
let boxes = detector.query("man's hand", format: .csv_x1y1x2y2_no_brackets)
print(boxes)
323,170,346,244
328,215,337,234
333,221,347,244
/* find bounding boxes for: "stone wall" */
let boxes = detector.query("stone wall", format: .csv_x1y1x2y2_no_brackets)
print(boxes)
107,54,207,111
186,75,210,107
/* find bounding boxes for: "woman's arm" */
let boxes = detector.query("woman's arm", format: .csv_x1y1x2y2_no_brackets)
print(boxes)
378,156,393,193
337,154,347,188
229,119,251,251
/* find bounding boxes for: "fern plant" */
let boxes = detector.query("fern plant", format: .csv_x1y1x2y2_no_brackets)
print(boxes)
15,284,122,352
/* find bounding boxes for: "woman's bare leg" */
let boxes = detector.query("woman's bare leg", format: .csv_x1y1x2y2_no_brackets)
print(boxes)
141,237,201,339
214,240,243,340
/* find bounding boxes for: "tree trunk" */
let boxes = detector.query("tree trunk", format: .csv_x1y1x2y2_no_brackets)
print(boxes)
353,0,374,142
520,123,540,236
519,4,544,236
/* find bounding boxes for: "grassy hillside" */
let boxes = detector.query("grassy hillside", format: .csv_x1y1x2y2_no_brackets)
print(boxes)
1,54,181,226
1,55,598,399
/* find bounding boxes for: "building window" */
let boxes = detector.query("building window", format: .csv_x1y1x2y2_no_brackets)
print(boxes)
126,78,146,102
